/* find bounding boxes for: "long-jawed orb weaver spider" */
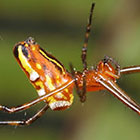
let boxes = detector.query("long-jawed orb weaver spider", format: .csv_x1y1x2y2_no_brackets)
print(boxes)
1,3,140,126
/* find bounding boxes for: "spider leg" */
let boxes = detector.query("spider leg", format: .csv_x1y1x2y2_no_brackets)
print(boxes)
0,80,74,113
69,63,85,102
0,98,40,113
80,74,87,102
0,104,49,126
120,65,140,74
81,3,95,70
96,76,140,115
80,3,95,102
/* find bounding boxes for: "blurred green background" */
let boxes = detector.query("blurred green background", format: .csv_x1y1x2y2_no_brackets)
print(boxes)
0,0,140,140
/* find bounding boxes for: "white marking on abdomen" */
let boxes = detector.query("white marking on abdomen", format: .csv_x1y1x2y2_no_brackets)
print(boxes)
18,45,40,82
49,101,71,110
37,88,46,96
30,71,39,81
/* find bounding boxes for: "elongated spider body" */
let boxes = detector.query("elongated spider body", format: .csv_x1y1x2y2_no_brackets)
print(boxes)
0,3,140,126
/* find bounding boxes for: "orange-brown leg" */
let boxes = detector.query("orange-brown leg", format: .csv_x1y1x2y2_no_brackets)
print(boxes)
69,4,95,103
69,63,83,100
0,80,74,114
0,95,44,113
120,65,140,74
80,3,95,102
81,3,95,71
96,75,140,115
0,104,49,125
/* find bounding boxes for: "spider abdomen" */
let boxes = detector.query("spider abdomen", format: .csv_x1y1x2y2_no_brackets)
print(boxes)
13,37,74,111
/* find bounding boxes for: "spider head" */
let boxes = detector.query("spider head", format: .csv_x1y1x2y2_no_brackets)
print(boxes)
96,60,120,81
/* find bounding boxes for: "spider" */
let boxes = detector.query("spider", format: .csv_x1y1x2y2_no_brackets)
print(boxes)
0,3,140,126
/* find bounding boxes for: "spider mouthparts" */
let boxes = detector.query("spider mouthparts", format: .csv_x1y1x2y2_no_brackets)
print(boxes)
25,37,36,45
